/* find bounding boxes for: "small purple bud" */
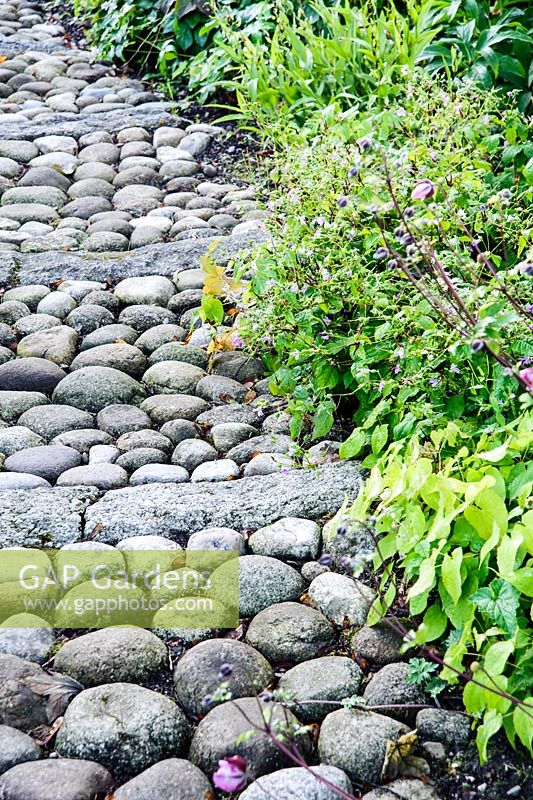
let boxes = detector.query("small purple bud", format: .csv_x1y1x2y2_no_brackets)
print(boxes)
218,663,233,679
404,207,415,218
260,691,274,702
394,227,404,239
358,137,372,151
319,554,333,566
401,233,413,246
374,247,388,261
337,525,347,536
471,339,485,354
337,196,349,209
348,166,359,177
202,694,214,708
406,245,417,256
387,259,398,270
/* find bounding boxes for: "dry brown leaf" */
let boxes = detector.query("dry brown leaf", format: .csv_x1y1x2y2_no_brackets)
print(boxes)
24,672,84,722
87,522,103,540
35,715,63,746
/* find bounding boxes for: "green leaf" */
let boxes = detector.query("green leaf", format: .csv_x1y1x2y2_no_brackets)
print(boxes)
477,441,509,462
339,428,366,459
442,547,463,604
420,605,448,642
524,157,533,185
200,294,224,325
477,709,503,763
471,579,520,634
508,567,533,597
311,405,334,439
408,550,438,603
513,700,533,753
464,679,484,715
497,532,523,577
483,640,514,676
371,424,388,456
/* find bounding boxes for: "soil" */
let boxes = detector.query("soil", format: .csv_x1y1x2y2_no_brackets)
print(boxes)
433,734,532,800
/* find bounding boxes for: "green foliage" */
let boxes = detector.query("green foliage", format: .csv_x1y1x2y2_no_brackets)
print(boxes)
213,0,440,133
74,0,532,117
420,0,533,111
241,76,533,444
406,658,446,698
341,415,533,759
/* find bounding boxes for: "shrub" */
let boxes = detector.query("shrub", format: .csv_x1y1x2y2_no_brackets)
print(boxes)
239,75,533,444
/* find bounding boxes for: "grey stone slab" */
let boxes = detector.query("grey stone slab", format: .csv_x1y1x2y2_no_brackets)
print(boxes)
0,37,73,56
0,230,269,284
0,106,182,142
84,461,361,543
0,486,97,547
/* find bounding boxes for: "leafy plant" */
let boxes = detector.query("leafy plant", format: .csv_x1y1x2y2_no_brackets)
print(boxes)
338,414,533,760
239,76,532,444
406,658,446,698
213,0,441,133
419,0,533,111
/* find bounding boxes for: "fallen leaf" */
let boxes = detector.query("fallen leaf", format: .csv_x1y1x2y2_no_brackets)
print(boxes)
381,730,423,781
87,522,103,540
24,672,84,722
35,715,63,746
299,593,313,606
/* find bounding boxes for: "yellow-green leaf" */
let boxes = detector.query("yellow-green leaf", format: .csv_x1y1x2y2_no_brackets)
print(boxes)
442,547,463,603
483,640,514,676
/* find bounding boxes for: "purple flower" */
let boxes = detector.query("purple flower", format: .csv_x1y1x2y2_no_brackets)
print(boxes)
471,339,485,354
374,247,388,261
525,303,533,314
450,364,461,374
404,206,415,218
387,259,398,270
358,137,372,151
319,554,333,566
231,333,244,349
218,663,233,679
337,196,349,208
519,261,533,276
411,180,436,200
348,165,359,177
213,756,247,793
519,367,533,390
429,377,440,387
401,233,413,246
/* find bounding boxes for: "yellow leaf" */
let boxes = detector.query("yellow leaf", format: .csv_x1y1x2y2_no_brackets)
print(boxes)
381,730,419,781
